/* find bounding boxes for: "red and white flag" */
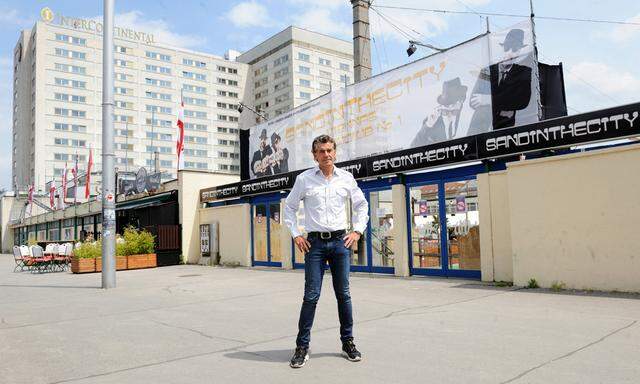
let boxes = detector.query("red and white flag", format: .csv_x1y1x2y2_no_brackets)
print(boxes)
27,184,34,216
71,154,79,204
176,100,185,172
49,180,57,210
85,149,93,200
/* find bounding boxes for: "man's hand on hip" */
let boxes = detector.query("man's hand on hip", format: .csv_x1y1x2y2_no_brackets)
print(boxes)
343,231,361,249
294,236,311,253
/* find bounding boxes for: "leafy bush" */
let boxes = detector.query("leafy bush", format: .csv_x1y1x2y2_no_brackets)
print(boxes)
527,278,539,289
121,226,155,255
73,240,102,259
73,227,155,258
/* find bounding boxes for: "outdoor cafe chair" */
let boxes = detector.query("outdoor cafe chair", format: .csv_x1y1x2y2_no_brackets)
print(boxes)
29,245,52,273
12,246,26,272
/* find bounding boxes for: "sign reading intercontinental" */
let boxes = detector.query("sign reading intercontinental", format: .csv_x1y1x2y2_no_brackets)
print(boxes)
246,20,540,180
40,7,156,44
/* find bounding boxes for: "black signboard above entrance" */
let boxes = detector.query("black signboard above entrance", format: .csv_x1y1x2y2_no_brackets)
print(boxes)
201,102,640,202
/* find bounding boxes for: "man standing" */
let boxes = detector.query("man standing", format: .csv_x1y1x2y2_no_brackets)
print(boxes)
284,134,369,368
468,28,533,133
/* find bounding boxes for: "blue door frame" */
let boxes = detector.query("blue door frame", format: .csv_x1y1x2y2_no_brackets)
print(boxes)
251,192,284,267
405,163,487,279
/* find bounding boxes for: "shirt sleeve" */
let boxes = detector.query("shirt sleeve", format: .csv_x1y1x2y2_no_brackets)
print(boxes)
347,175,369,234
284,174,304,238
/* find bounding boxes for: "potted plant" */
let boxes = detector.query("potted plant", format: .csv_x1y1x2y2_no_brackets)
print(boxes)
120,227,156,269
71,241,98,273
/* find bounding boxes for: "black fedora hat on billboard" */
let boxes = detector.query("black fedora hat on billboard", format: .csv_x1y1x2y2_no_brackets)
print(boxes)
500,28,527,51
437,77,468,105
259,128,268,139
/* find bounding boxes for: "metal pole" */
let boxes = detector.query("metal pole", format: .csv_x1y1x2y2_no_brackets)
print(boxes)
101,0,116,289
529,0,543,121
150,109,155,166
124,121,128,173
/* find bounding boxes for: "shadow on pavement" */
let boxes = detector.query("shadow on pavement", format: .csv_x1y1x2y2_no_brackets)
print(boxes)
224,349,342,363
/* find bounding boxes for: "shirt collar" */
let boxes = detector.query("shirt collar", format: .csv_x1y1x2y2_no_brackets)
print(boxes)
314,165,338,177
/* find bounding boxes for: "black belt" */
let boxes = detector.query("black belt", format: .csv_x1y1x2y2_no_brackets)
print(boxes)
308,230,346,240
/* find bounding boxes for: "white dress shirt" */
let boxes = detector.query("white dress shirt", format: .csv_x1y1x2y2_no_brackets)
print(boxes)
284,166,369,238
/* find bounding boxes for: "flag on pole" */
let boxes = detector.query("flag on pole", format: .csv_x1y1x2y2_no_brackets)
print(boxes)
176,98,185,172
71,154,79,204
27,184,34,216
60,162,68,210
85,148,93,200
49,180,57,210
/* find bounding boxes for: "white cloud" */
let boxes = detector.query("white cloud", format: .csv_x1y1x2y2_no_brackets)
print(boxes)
91,11,206,48
610,14,640,43
224,1,274,28
289,8,352,39
0,7,34,27
567,61,640,95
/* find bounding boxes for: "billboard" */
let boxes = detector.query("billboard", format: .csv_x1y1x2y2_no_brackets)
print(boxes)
247,21,539,180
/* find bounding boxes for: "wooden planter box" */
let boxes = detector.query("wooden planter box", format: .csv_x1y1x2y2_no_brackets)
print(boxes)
71,258,96,273
72,254,156,273
127,254,157,269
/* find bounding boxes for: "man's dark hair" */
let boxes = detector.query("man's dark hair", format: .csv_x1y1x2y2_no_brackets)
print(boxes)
311,134,337,153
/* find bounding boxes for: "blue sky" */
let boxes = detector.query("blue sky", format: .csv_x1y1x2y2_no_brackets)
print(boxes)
1,0,638,190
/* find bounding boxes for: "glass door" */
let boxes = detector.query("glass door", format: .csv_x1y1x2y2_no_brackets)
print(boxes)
409,183,442,271
252,195,284,267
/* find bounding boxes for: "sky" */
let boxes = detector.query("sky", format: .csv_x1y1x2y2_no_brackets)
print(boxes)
0,0,638,191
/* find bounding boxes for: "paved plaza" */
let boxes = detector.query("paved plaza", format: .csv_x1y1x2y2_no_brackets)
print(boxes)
1,255,639,384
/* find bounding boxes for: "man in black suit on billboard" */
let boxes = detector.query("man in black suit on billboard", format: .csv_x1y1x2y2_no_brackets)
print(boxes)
251,128,273,178
411,77,468,147
269,132,289,174
468,28,532,133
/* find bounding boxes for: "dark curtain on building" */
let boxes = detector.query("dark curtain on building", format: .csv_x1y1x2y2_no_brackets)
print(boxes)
240,129,250,180
539,62,568,120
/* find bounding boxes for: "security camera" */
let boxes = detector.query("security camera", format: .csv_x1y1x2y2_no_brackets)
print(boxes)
238,104,244,114
407,43,417,57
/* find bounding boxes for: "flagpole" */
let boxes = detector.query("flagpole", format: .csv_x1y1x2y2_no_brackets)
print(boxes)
101,0,116,289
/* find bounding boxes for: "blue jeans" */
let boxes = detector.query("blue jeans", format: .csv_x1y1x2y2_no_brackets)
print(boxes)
296,235,353,348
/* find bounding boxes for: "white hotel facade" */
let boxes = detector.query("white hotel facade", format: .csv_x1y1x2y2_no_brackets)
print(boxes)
12,10,353,195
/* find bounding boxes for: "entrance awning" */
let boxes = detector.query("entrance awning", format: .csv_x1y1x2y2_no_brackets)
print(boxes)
116,191,177,211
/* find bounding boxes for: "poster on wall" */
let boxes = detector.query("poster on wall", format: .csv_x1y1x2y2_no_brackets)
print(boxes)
247,21,538,180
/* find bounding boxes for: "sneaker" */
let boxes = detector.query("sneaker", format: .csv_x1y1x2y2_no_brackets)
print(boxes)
290,346,309,368
342,339,362,362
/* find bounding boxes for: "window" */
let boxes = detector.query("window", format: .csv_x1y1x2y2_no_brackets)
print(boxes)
55,33,86,46
55,48,86,60
319,82,330,91
115,100,134,109
184,58,206,67
183,84,207,94
299,92,311,100
146,51,171,62
218,151,228,158
274,54,289,66
146,132,172,141
146,64,171,74
274,67,289,79
185,136,208,144
54,153,69,161
55,123,87,132
55,63,86,75
146,78,172,88
183,149,208,157
254,77,268,88
299,79,311,87
340,75,351,84
184,97,207,106
228,91,238,98
217,127,228,133
54,108,86,118
116,73,131,82
217,102,228,109
160,160,173,167
254,65,267,76
340,63,350,71
114,87,133,95
114,114,134,123
228,67,238,74
298,52,310,62
218,139,228,145
146,145,172,153
319,58,331,66
230,165,240,172
228,79,238,86
146,105,172,114
115,45,131,54
274,80,289,91
298,65,310,74
54,93,86,103
145,91,172,101
185,123,207,131
184,71,206,81
54,78,86,89
146,118,172,127
184,110,207,119
255,89,268,100
319,70,332,79
275,93,290,104
115,59,132,67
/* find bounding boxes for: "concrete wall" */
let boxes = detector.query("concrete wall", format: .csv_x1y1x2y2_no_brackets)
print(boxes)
506,144,640,292
179,170,239,263
478,171,514,283
198,204,251,266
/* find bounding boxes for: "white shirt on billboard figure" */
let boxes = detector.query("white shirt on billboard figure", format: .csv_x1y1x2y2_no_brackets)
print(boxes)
468,28,533,135
411,77,468,147
251,128,274,178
